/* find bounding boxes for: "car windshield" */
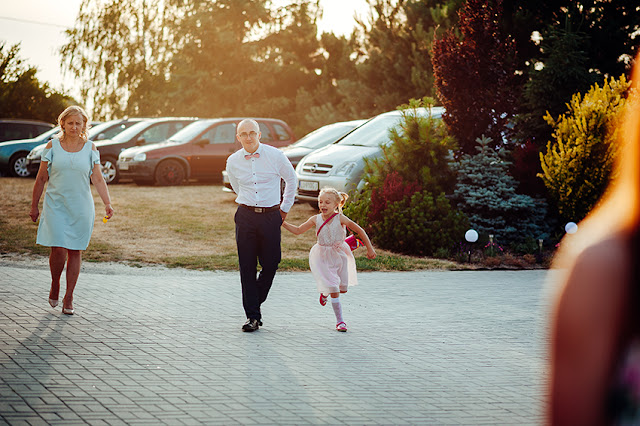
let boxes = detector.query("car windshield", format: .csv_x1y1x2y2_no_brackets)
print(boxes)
336,115,401,147
168,120,214,143
88,121,118,138
36,127,60,141
292,125,356,149
111,120,154,142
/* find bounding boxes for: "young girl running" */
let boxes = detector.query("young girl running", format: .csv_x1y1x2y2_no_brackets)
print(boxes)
282,187,376,332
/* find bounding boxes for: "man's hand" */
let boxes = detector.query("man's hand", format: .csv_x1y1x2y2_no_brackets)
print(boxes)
280,209,287,222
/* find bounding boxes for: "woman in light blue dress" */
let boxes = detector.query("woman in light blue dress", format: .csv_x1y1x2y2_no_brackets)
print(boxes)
30,106,114,315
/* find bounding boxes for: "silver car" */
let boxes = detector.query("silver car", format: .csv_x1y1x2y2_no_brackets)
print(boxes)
295,107,445,204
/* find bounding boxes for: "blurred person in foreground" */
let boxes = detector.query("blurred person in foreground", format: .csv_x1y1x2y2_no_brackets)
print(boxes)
30,106,114,315
548,54,640,425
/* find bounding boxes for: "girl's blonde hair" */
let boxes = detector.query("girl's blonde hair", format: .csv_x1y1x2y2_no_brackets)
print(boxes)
56,106,90,141
319,187,349,212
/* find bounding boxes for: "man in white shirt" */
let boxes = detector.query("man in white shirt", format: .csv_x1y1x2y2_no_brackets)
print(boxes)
226,118,298,332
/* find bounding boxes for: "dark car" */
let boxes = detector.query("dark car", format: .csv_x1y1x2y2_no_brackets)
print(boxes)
96,117,198,184
117,118,295,186
0,119,55,143
25,118,146,175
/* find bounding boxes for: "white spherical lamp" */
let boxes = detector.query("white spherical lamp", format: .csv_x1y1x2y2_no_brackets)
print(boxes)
465,229,478,243
565,222,578,234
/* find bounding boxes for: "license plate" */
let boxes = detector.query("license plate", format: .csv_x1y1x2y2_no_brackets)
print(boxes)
299,180,319,191
119,163,129,170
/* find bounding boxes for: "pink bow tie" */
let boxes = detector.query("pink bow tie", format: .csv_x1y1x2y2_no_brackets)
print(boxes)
244,152,260,160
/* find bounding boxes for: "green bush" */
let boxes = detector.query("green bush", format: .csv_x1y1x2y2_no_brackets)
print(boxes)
539,75,629,222
433,247,450,259
344,98,467,256
368,191,468,256
364,97,457,194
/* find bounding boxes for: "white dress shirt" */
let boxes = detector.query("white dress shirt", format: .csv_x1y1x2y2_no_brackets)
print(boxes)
226,143,298,212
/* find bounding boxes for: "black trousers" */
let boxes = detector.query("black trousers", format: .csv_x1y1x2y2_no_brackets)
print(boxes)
234,206,283,321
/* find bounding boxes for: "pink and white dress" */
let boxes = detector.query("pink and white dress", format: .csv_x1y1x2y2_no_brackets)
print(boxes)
309,214,358,294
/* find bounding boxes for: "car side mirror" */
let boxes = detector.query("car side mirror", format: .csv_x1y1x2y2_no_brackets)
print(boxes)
135,137,146,146
195,138,209,147
96,133,106,140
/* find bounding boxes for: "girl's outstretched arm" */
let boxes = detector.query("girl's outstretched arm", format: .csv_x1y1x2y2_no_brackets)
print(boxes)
282,216,315,235
340,214,376,259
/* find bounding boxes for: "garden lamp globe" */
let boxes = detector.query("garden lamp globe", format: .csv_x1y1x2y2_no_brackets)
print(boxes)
565,222,578,234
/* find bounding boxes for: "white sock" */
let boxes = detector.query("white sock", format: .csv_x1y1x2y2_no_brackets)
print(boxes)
331,297,343,323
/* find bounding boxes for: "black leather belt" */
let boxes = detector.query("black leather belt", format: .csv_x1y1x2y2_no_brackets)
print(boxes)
240,204,280,213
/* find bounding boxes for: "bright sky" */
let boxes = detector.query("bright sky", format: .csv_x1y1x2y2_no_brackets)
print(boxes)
0,0,369,99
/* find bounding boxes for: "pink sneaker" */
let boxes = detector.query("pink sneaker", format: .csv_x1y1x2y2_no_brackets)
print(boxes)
336,322,347,332
319,294,328,306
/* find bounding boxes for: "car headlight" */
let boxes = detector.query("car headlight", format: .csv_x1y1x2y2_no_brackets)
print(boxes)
334,161,357,176
133,153,146,162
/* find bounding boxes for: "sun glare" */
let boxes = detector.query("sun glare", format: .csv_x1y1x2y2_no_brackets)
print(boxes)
316,0,370,36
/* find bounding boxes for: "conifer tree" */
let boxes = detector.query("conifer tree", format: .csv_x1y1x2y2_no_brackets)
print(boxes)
453,135,549,244
539,76,629,222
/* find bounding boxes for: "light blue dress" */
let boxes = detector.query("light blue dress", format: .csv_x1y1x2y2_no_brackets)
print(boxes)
36,138,101,250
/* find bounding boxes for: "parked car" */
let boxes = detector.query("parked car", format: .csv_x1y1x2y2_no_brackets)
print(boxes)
96,117,198,184
0,119,55,143
281,120,366,169
295,107,445,205
221,119,366,192
0,127,59,177
118,117,295,186
25,118,145,175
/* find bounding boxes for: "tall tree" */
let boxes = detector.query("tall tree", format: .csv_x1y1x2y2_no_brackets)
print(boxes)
61,0,178,119
354,0,462,114
0,43,72,122
432,0,521,154
516,26,598,147
296,0,463,132
62,0,325,135
503,0,640,78
503,0,640,146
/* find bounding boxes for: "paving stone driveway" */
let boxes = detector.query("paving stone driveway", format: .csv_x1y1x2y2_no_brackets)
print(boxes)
0,262,550,425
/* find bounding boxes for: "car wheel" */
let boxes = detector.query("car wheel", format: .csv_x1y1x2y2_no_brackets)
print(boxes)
101,157,119,184
155,160,185,186
9,153,31,177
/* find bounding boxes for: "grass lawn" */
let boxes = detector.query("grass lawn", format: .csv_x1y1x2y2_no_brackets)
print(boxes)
0,178,458,271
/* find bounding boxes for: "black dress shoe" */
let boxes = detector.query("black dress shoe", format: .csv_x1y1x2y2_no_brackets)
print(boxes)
242,318,259,332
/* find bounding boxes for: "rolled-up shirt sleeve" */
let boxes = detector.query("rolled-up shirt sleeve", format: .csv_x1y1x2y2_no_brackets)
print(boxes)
226,156,240,195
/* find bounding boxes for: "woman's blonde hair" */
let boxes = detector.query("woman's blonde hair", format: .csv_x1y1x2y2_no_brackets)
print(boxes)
56,106,90,141
319,187,349,212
